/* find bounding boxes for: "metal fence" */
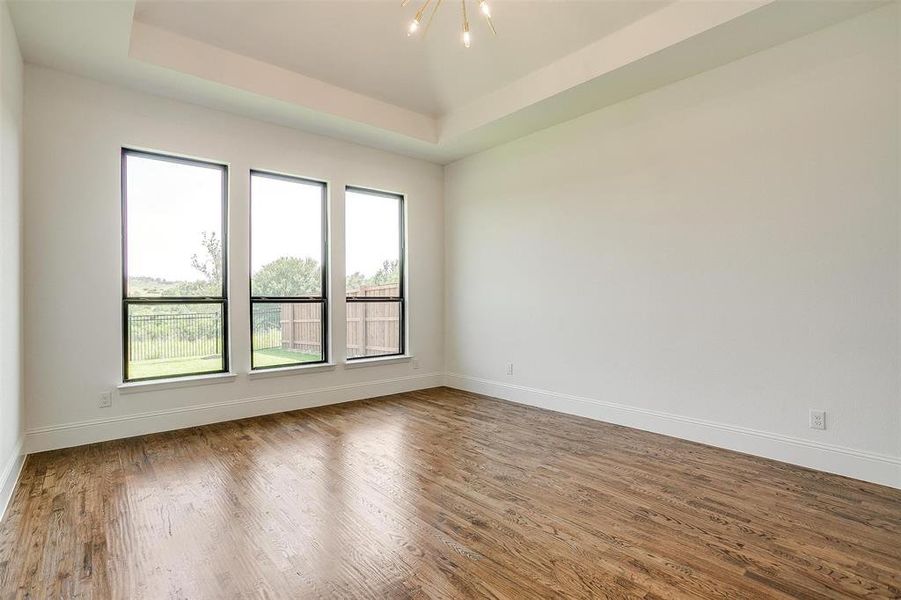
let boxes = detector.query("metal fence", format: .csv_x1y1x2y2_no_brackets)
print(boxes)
128,312,222,361
253,305,282,350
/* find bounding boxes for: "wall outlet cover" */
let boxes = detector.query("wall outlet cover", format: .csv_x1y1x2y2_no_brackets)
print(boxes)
809,409,826,430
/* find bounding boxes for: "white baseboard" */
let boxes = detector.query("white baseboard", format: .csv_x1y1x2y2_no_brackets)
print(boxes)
19,371,901,490
0,438,25,523
445,373,901,490
25,372,443,454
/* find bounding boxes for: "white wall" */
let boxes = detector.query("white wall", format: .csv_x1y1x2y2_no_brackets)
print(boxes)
445,5,901,488
0,0,24,517
896,1,901,476
23,66,444,451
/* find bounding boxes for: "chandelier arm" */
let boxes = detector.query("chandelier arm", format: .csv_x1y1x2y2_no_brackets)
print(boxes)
423,0,443,37
418,0,433,21
407,0,432,35
461,0,471,47
484,14,496,35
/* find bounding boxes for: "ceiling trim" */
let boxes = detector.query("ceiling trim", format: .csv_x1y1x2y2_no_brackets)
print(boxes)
435,0,886,160
129,20,439,144
9,0,889,164
439,0,773,142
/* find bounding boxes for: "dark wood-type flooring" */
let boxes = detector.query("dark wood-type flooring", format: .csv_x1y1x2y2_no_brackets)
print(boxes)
1,387,899,599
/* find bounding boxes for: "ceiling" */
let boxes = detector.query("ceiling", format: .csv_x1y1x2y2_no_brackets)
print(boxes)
133,1,670,117
8,0,887,163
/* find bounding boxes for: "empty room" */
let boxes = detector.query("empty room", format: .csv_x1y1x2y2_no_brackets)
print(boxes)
0,0,899,597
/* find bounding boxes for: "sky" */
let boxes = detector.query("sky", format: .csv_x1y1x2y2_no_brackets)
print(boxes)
126,154,400,283
126,155,222,283
345,188,400,277
250,173,322,272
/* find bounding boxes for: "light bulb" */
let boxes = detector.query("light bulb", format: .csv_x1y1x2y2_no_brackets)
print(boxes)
462,27,471,48
408,18,420,34
479,1,490,17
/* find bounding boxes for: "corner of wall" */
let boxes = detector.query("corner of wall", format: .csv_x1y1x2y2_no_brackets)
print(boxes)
0,0,26,522
0,437,24,521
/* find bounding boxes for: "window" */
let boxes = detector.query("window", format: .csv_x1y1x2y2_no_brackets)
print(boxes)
250,171,328,369
122,149,229,382
345,187,405,359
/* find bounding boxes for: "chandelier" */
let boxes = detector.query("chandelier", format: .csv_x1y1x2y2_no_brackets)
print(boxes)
402,0,496,48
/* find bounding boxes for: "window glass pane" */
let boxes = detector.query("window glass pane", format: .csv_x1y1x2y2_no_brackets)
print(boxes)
251,173,323,297
126,303,224,380
346,301,401,359
345,189,400,294
125,154,224,297
252,302,324,367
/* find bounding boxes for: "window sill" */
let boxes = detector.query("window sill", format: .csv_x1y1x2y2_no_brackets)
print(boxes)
247,362,336,379
343,355,414,369
118,372,237,394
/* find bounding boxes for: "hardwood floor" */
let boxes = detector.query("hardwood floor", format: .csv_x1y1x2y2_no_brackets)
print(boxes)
1,387,899,599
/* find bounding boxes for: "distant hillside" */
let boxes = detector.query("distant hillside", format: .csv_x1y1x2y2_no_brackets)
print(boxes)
128,277,188,296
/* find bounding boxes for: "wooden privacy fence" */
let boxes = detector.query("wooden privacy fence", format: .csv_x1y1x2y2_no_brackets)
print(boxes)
254,303,324,356
347,283,401,358
255,283,401,358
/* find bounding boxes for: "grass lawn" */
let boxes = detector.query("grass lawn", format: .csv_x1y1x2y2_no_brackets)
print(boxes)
252,347,321,368
129,355,223,380
129,348,320,380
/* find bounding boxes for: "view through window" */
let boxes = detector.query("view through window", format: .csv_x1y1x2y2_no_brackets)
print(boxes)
122,150,228,381
250,171,328,369
345,187,405,359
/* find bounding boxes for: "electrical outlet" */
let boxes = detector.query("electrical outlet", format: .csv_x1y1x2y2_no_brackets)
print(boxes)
809,409,826,430
506,362,514,376
99,392,112,409
412,359,420,370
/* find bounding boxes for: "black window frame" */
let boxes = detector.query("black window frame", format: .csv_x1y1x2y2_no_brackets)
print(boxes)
249,170,329,371
345,185,406,361
121,148,230,383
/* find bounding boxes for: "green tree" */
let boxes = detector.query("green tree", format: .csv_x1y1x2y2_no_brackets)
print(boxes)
150,231,224,298
190,232,222,286
345,271,367,294
345,260,400,293
252,257,321,297
369,260,400,286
